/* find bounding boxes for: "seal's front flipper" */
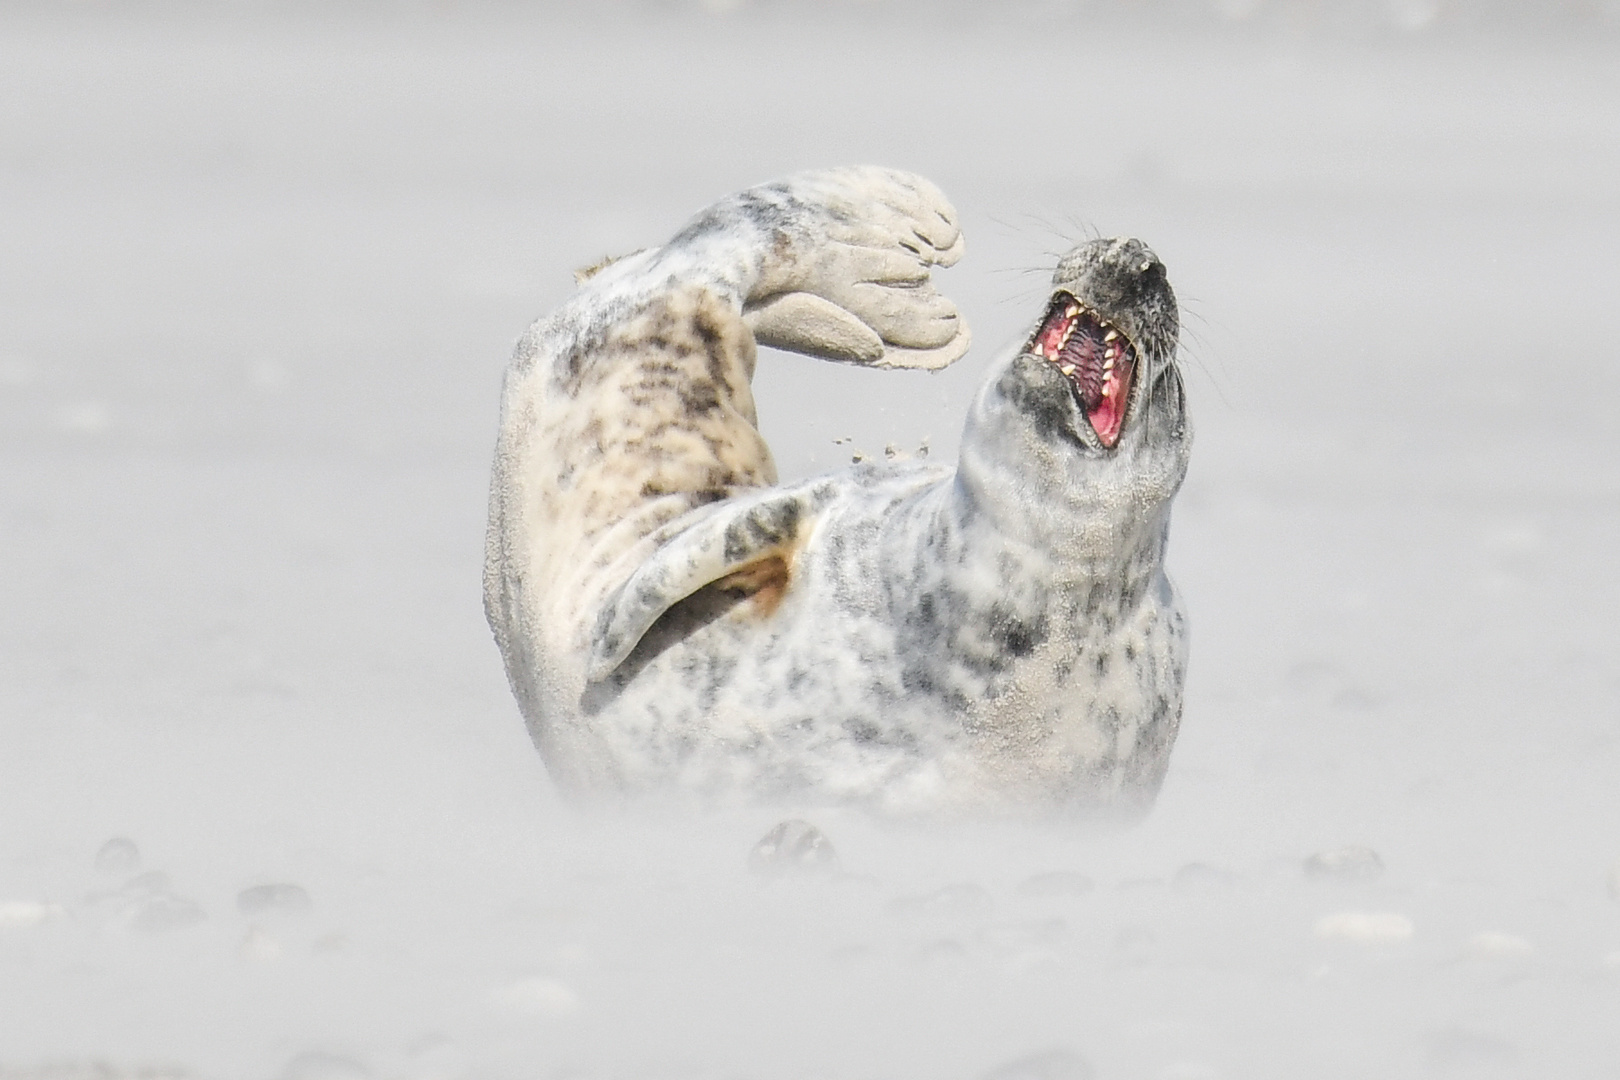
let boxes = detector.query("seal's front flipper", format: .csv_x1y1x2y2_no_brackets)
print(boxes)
743,266,971,372
585,484,829,685
662,166,971,372
746,168,971,371
744,292,886,366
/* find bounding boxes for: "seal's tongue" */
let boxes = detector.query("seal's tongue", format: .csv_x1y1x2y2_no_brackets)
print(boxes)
1030,297,1136,448
1085,353,1131,446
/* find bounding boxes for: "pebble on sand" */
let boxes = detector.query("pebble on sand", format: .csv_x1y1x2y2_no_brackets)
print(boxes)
1463,931,1533,960
237,883,313,917
748,820,840,878
1303,845,1384,882
1313,910,1414,944
129,895,206,933
123,870,171,895
94,837,141,877
0,900,65,928
239,925,284,963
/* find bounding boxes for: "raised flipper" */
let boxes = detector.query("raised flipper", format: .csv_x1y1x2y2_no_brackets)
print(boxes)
667,166,972,372
744,292,887,366
585,482,833,684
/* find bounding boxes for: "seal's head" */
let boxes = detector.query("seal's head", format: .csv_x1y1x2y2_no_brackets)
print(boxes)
960,237,1189,557
1030,237,1181,451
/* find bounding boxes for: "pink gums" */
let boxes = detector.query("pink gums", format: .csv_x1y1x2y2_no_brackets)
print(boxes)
1029,297,1136,449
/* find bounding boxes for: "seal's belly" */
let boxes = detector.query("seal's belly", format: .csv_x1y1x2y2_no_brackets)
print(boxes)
966,573,1188,806
578,536,1187,812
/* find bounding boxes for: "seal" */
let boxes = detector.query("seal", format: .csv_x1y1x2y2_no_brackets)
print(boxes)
484,167,1190,815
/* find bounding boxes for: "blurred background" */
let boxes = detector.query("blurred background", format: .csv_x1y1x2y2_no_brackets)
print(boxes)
1,2,1617,1078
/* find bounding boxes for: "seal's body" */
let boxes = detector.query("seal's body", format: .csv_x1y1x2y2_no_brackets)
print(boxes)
485,168,1190,814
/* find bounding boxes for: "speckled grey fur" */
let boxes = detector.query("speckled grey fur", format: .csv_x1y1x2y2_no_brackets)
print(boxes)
484,167,1190,815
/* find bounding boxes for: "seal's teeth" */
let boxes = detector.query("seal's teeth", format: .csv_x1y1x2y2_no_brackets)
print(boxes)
1059,364,1075,376
1064,302,1078,317
1103,328,1118,343
1103,356,1114,371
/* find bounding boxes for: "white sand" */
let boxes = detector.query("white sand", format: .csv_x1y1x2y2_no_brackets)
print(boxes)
1,3,1617,1077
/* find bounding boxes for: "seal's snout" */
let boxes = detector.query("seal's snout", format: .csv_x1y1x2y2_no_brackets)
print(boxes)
1103,236,1160,273
1053,237,1163,291
1076,238,1167,310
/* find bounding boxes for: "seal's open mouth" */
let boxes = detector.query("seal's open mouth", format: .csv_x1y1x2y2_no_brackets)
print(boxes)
1027,291,1137,448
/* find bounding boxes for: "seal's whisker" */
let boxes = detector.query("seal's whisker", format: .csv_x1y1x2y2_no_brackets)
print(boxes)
991,264,1059,277
1175,338,1234,411
993,270,1057,314
1171,297,1235,407
1062,214,1104,246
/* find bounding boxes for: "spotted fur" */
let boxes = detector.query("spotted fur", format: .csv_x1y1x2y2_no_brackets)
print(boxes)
484,168,1190,814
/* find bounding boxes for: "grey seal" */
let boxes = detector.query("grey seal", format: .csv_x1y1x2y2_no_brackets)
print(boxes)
484,166,1190,815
